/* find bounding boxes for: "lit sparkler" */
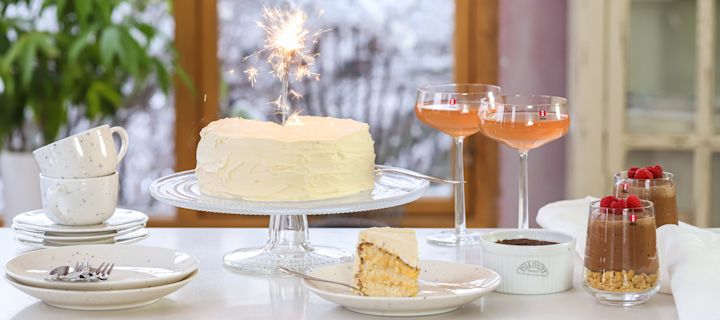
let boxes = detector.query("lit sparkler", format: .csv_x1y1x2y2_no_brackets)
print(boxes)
243,6,329,125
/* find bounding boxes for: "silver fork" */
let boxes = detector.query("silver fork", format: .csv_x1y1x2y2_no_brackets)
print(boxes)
277,266,365,296
93,263,114,281
47,262,114,282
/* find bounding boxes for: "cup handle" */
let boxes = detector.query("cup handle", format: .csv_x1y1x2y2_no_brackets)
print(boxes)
110,126,129,163
47,184,69,217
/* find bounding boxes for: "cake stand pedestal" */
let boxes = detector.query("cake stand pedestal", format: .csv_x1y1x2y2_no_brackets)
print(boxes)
149,169,428,274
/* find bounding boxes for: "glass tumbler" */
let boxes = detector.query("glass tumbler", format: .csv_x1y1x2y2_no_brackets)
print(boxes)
613,171,678,228
583,199,660,306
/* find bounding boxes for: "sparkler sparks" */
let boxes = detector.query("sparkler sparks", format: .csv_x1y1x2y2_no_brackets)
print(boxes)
243,67,258,86
243,6,328,125
289,89,303,100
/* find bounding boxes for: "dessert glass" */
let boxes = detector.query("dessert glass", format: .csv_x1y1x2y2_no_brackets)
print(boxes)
583,200,660,306
613,171,678,227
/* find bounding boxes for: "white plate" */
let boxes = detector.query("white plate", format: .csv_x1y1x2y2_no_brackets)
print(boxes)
303,260,501,317
12,208,148,233
14,229,149,248
12,224,145,241
5,244,199,291
5,270,197,310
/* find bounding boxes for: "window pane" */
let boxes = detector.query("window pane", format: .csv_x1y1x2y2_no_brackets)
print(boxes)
627,0,696,133
115,2,176,218
217,0,454,198
626,151,693,223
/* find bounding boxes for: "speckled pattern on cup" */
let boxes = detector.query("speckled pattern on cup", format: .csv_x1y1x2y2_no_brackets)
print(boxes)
39,172,119,226
33,125,129,179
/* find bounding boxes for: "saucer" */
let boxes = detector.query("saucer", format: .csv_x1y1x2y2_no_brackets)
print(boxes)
12,224,144,241
5,244,199,291
303,260,501,316
14,229,149,248
5,270,197,310
12,208,148,233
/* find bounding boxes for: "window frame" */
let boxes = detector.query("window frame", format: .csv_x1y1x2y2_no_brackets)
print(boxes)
149,0,500,228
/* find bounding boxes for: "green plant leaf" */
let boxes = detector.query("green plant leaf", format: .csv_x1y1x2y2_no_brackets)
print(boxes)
35,33,59,57
152,59,169,93
1,34,27,72
67,32,89,63
19,35,38,87
74,0,91,28
86,86,100,119
118,27,141,77
91,81,122,107
134,22,156,43
99,26,121,67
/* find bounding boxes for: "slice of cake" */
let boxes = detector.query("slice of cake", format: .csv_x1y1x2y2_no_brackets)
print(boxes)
195,116,376,201
353,227,419,297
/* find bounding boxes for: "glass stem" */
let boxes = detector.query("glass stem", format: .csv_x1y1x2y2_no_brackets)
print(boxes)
454,137,467,236
266,214,313,253
518,151,529,229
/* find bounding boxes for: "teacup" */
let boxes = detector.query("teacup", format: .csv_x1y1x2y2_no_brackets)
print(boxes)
33,125,129,179
39,172,118,226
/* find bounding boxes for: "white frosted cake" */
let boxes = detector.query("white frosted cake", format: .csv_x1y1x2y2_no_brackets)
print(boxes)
195,116,376,201
353,227,419,297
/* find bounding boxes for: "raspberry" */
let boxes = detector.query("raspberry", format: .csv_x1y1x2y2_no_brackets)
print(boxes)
626,195,643,209
647,164,663,179
600,196,616,208
611,199,627,215
627,167,639,178
634,168,654,180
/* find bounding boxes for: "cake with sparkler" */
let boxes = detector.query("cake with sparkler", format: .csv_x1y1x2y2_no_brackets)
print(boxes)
195,116,375,201
195,6,376,201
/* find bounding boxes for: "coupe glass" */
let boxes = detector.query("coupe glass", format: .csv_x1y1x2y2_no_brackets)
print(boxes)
415,83,501,246
479,95,569,229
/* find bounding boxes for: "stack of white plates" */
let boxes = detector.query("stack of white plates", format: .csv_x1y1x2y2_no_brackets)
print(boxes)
4,245,199,310
11,209,149,248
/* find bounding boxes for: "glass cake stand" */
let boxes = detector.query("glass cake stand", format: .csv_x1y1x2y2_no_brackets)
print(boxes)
149,168,429,274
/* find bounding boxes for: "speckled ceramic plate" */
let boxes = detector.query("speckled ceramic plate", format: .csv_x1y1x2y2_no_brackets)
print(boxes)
13,229,149,248
12,208,148,233
5,270,197,311
5,244,199,291
11,224,145,241
303,260,502,317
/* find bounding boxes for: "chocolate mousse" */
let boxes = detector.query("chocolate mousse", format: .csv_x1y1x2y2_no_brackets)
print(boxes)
614,164,678,228
496,239,557,246
583,196,659,292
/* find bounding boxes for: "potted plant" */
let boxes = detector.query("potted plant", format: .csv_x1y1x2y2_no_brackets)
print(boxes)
0,0,189,220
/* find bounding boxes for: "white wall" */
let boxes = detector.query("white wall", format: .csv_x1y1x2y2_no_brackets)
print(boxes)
498,0,568,227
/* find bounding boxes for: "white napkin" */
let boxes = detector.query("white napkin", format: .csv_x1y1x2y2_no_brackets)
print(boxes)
537,197,720,319
656,224,720,320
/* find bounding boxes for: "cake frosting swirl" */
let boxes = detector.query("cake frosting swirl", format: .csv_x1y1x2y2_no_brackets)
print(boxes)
195,116,376,201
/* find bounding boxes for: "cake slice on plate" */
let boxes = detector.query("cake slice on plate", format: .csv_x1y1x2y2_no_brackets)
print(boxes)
353,227,419,297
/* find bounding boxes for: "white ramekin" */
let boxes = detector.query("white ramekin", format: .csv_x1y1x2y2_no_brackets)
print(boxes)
480,229,576,294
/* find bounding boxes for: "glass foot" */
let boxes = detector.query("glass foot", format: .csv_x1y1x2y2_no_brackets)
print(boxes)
426,230,482,246
584,284,660,307
223,245,353,275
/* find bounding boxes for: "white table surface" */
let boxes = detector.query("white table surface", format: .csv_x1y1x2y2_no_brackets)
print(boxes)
0,227,678,319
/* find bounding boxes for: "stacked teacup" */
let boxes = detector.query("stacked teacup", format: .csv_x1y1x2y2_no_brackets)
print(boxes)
10,125,148,247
